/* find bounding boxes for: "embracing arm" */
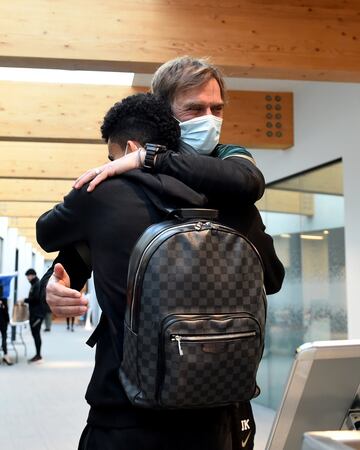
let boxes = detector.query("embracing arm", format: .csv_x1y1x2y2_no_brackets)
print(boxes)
37,188,91,316
154,150,265,204
244,209,285,295
219,205,285,295
73,146,265,205
37,188,87,252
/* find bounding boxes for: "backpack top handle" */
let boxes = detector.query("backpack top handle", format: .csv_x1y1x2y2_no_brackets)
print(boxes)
165,208,219,220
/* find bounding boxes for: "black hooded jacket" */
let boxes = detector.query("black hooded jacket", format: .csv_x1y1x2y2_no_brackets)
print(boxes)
24,276,44,319
37,169,284,428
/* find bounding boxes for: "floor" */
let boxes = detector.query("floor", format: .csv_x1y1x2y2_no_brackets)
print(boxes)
0,322,275,449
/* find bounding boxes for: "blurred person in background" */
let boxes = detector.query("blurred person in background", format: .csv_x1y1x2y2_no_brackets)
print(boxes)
24,269,44,363
66,316,75,331
0,283,13,365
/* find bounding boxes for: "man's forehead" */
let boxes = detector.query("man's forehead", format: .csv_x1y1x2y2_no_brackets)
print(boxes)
174,79,224,106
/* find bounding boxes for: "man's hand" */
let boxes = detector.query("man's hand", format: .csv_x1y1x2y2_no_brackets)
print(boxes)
46,263,88,317
73,149,144,192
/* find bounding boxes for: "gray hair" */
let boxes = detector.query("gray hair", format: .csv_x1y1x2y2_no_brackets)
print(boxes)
151,56,226,105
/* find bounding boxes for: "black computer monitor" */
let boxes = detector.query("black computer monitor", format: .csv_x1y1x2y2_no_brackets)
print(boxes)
266,340,360,450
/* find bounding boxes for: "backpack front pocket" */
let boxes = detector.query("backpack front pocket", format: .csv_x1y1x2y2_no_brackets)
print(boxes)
157,314,262,408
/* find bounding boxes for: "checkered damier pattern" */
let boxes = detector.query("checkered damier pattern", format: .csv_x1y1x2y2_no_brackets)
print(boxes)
119,223,266,408
159,316,260,408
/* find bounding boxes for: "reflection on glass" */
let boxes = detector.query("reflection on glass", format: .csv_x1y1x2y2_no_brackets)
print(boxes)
255,160,346,410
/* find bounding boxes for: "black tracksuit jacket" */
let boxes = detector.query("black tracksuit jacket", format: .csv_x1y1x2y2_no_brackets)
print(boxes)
37,155,284,431
25,276,44,319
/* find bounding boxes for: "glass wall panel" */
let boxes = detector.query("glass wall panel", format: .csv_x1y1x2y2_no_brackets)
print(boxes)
255,160,346,410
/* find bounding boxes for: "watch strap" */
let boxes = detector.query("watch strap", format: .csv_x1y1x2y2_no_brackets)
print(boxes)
143,143,167,170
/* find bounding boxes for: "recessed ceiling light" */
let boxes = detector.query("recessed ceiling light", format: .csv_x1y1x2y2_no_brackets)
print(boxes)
300,234,324,240
0,67,134,86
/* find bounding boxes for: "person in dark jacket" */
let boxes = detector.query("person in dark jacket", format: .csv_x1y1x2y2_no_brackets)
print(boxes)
24,268,44,363
0,283,13,365
37,93,284,450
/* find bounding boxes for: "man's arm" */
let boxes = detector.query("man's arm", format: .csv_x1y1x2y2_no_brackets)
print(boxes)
154,149,265,205
218,205,285,295
37,188,92,317
37,188,87,252
72,145,265,205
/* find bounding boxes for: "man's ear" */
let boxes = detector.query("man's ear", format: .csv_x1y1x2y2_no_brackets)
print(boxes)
126,140,142,153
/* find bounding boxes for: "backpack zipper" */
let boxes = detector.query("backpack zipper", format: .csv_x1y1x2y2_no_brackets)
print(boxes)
170,331,257,356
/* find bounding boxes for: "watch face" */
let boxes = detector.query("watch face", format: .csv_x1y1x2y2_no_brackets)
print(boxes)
145,143,167,153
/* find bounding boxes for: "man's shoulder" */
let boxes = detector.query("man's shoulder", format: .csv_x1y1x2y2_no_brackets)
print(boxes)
71,173,144,201
212,144,255,162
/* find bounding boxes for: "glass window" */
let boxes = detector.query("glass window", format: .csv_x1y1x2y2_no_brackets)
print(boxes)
256,160,346,410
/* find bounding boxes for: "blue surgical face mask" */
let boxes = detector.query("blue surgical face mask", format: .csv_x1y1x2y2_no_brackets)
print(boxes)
179,115,223,155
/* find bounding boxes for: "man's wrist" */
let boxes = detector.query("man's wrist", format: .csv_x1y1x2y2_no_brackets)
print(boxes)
137,148,146,168
143,143,167,171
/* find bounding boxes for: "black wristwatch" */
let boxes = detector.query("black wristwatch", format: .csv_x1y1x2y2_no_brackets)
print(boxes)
143,143,167,171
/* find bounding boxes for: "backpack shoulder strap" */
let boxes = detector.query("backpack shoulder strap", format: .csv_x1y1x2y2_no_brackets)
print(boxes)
75,241,92,271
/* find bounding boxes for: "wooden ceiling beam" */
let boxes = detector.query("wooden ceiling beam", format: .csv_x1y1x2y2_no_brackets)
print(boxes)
0,83,146,142
0,0,360,82
0,82,294,149
0,179,73,202
8,217,38,230
0,141,106,179
0,201,56,218
17,228,37,239
256,189,314,216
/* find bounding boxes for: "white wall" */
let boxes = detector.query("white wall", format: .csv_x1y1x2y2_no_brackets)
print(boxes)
0,221,46,309
0,217,8,273
226,77,360,338
0,217,8,238
34,253,45,279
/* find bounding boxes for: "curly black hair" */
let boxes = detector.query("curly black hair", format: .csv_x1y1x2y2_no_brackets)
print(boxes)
100,93,180,151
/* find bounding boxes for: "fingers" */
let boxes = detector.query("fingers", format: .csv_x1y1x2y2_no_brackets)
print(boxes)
46,265,88,317
73,156,132,191
52,262,66,281
73,168,102,190
49,304,88,317
86,169,110,192
52,262,71,288
47,280,81,299
46,282,88,317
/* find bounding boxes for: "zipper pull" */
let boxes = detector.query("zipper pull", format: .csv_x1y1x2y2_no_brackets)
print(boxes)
173,335,183,356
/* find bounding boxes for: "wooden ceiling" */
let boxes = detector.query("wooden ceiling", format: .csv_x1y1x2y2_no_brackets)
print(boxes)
0,0,358,259
1,0,360,81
